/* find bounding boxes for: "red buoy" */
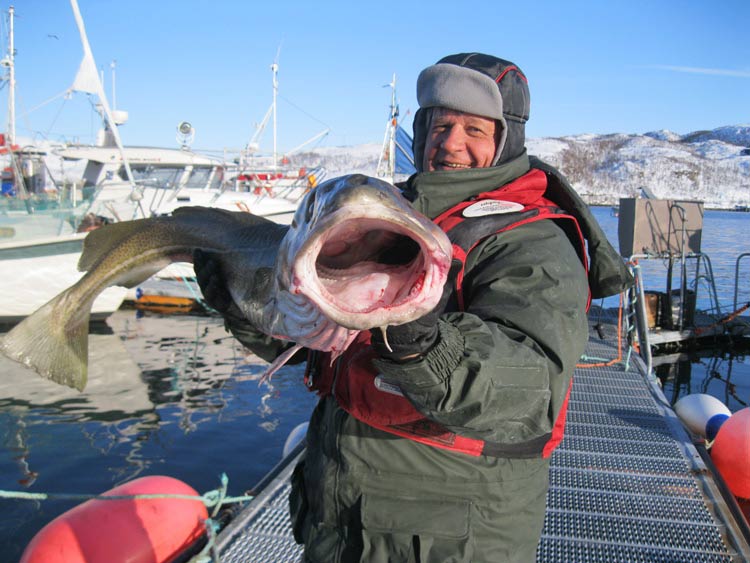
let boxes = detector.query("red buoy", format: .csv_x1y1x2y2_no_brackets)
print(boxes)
711,407,750,499
21,475,208,563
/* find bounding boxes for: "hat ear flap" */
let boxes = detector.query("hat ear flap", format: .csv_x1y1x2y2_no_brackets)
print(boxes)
411,107,433,173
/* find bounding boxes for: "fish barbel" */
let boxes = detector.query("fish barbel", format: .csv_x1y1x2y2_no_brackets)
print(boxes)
0,174,453,390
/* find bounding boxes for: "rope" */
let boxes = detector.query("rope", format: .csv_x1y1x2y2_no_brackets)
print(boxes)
189,520,220,563
178,273,212,310
577,291,626,369
0,473,253,507
0,473,254,563
694,301,750,336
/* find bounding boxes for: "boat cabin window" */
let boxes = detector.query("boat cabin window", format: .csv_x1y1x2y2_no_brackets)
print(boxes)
118,165,184,188
209,167,224,190
184,166,214,189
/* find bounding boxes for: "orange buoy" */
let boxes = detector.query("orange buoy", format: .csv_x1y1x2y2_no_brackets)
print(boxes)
711,407,750,499
21,475,208,563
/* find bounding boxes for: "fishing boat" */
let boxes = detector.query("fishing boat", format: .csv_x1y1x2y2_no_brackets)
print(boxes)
51,49,329,226
112,57,332,309
229,54,330,220
2,4,329,319
0,4,136,323
54,117,322,225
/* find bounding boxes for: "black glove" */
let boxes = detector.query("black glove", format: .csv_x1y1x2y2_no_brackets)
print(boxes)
371,259,461,362
193,248,245,323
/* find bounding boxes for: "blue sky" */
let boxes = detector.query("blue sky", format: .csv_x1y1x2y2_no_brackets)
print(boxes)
4,0,749,154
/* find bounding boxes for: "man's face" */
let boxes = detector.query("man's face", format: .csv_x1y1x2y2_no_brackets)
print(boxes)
422,108,498,172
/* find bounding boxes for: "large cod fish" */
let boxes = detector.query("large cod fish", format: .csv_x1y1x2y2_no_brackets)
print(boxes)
0,174,452,391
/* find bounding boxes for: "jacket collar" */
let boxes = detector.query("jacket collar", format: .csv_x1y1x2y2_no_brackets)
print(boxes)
403,152,531,219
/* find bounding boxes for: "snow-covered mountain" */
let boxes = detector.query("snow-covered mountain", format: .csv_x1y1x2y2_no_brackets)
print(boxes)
295,125,750,209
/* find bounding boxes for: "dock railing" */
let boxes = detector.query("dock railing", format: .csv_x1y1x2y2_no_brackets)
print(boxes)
733,252,750,312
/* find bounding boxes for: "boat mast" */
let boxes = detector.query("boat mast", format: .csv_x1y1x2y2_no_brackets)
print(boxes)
6,5,15,146
111,59,116,111
271,59,278,171
68,0,137,194
387,74,397,182
2,5,27,198
376,74,398,184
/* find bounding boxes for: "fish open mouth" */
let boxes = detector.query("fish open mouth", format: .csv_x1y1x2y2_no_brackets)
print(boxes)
292,213,451,329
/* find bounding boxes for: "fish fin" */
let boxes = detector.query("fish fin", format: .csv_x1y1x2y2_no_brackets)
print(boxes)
0,292,90,391
110,261,174,289
378,326,393,353
172,206,277,227
258,344,304,386
77,218,153,272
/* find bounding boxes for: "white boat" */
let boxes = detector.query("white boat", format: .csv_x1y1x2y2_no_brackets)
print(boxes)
1,4,326,320
54,53,327,226
0,213,129,323
0,4,133,323
54,131,320,226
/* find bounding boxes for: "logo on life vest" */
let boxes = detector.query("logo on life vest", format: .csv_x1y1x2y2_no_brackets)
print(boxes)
462,200,524,217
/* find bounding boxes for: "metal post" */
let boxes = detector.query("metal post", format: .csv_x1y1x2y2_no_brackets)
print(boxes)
7,6,15,145
675,204,688,330
734,253,750,311
271,61,278,171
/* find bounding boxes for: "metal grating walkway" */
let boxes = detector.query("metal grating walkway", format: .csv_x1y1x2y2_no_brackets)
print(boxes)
216,317,750,562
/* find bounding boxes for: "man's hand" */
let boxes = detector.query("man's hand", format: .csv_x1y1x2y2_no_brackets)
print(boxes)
370,259,460,362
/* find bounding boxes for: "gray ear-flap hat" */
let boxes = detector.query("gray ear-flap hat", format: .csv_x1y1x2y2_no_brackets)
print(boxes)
412,53,530,171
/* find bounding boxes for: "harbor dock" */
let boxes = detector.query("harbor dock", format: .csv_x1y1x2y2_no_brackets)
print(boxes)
214,308,750,562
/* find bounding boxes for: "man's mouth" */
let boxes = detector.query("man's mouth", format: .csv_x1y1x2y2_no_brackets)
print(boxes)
439,161,471,169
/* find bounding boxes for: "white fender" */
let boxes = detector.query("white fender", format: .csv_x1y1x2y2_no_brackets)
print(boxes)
674,393,731,440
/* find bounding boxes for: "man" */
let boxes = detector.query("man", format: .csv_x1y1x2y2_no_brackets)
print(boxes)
196,53,631,562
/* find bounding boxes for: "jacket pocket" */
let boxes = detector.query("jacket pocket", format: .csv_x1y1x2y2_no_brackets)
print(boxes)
360,492,473,563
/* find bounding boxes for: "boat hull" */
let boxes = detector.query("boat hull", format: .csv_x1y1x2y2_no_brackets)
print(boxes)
0,233,127,323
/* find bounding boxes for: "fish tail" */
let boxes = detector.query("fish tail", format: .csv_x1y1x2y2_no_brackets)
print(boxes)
0,291,90,391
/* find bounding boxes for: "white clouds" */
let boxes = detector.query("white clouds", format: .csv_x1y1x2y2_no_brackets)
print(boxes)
646,65,750,79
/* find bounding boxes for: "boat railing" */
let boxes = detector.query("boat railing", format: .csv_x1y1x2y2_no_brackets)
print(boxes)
692,252,722,317
626,259,654,377
624,249,728,375
272,165,327,201
733,252,750,311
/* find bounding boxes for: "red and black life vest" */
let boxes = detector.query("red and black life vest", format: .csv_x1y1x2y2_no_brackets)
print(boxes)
304,168,589,458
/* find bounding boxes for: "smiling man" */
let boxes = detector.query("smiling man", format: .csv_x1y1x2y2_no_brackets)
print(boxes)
196,52,632,562
287,53,630,563
422,108,499,171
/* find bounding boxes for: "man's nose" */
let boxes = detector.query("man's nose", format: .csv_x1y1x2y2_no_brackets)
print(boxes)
441,126,466,151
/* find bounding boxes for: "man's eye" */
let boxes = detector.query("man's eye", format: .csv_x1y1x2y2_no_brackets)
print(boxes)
468,126,490,136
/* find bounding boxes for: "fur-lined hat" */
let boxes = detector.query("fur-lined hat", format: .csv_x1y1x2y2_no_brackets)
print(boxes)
413,53,530,171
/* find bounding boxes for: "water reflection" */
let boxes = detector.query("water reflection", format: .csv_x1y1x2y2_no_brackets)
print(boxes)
655,348,750,412
0,309,317,560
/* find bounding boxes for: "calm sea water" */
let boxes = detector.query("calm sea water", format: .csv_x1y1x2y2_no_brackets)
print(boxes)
0,206,748,560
